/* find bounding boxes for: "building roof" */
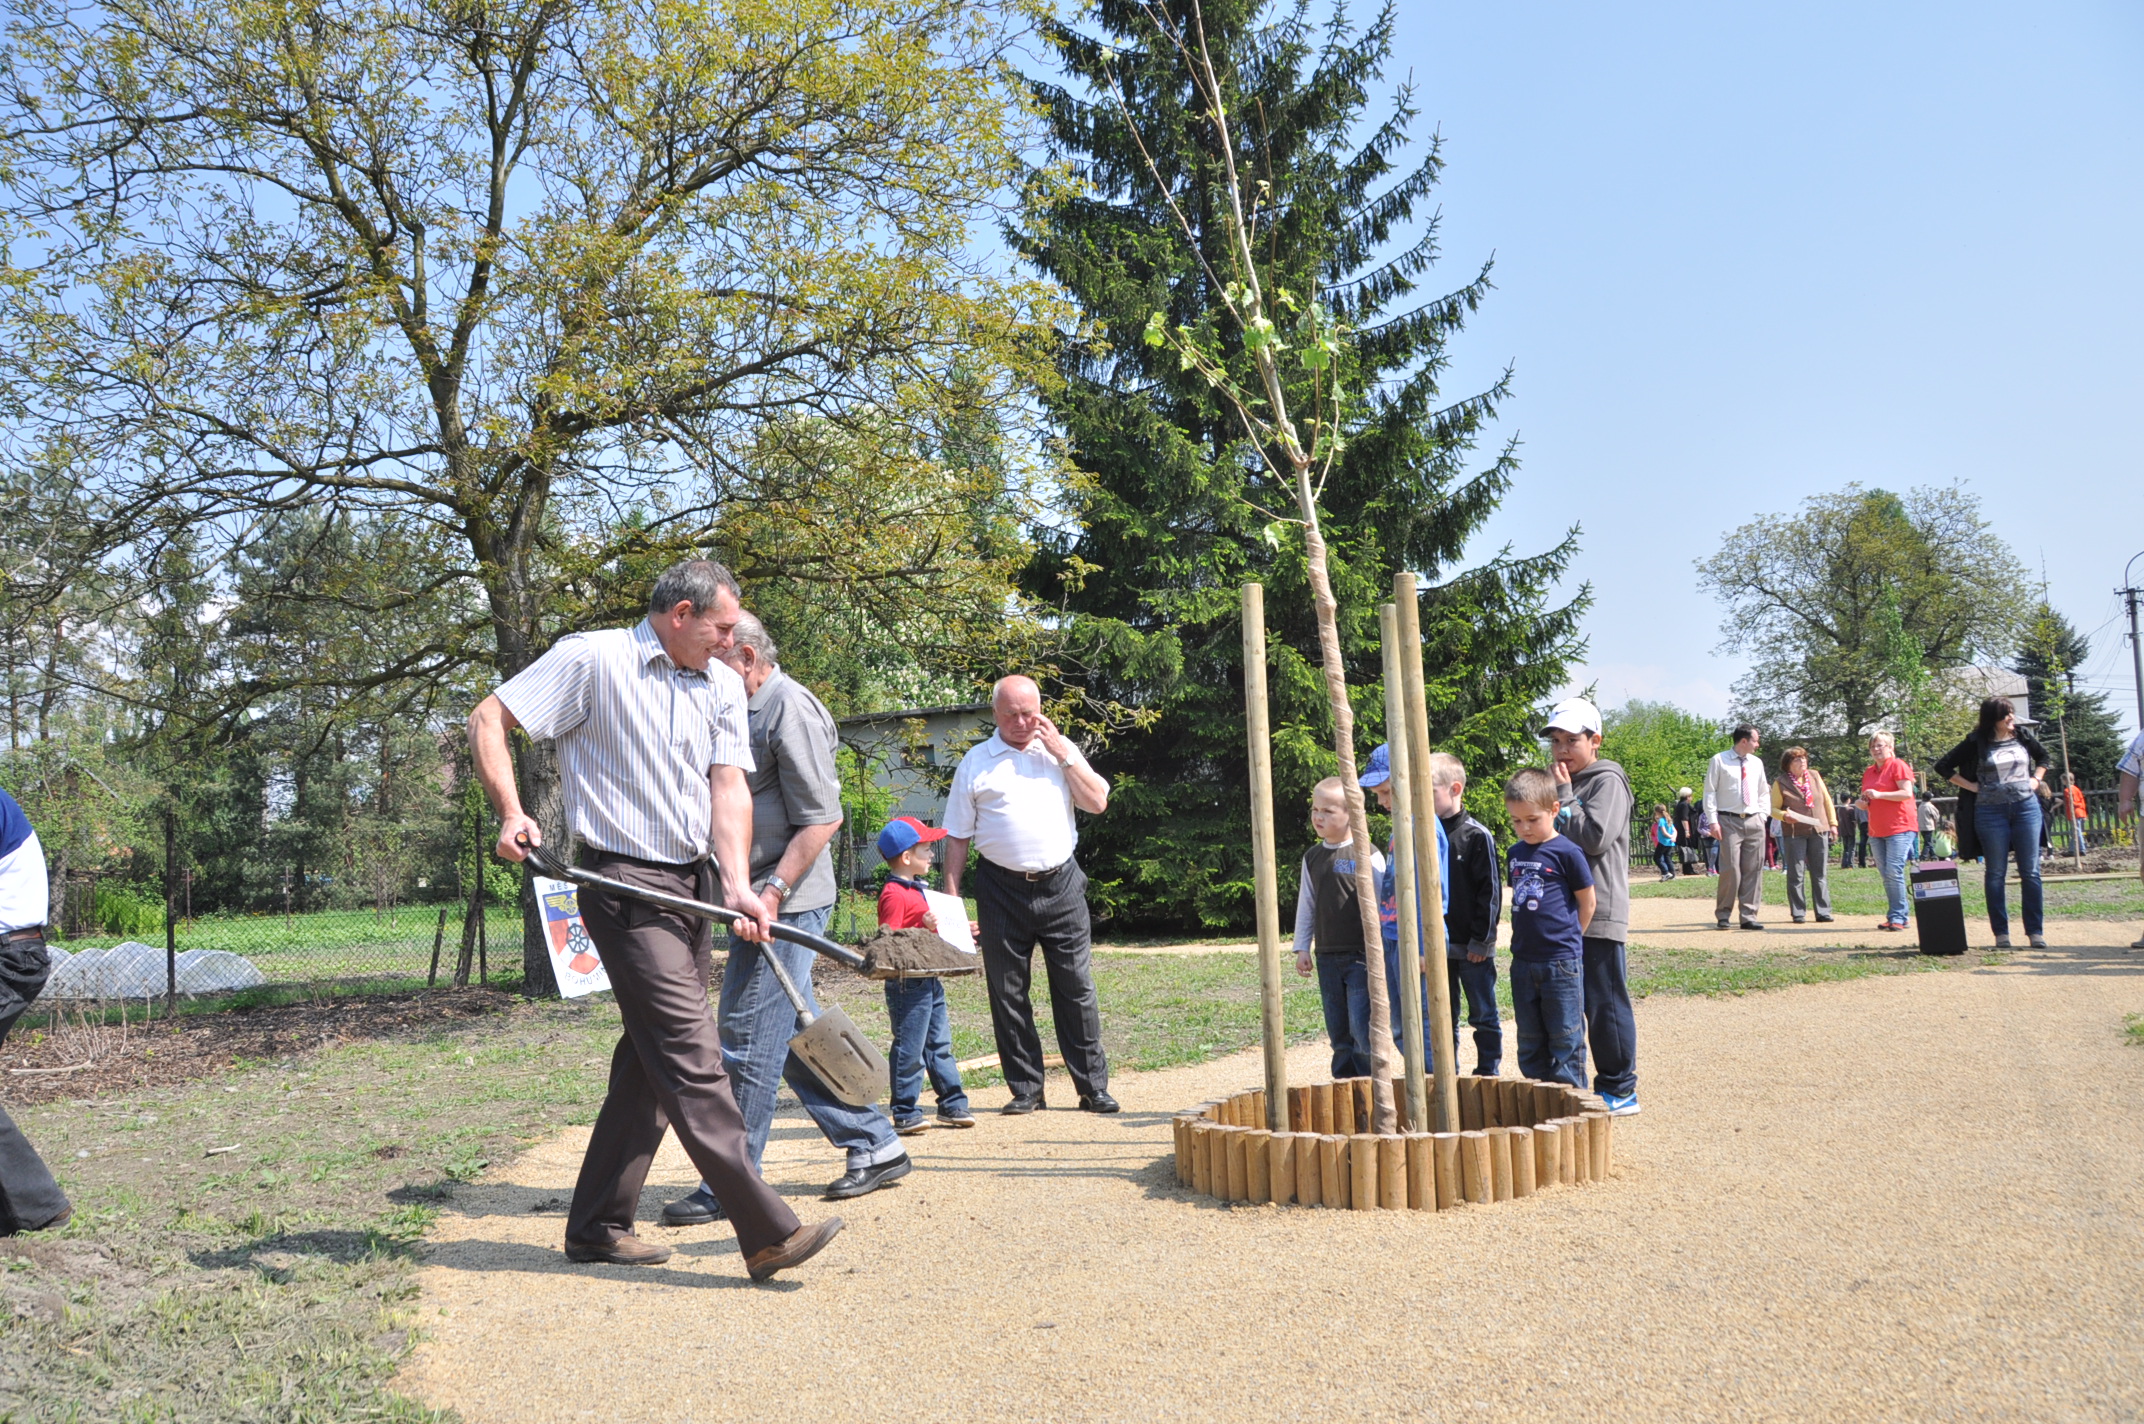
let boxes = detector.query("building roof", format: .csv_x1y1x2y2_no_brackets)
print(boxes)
835,702,990,729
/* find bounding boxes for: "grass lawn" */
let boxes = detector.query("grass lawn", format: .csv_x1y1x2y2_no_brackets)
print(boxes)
0,939,2007,1421
1630,865,2144,920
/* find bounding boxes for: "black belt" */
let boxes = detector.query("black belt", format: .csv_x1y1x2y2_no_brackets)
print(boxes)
2,925,47,944
981,856,1073,883
577,847,709,873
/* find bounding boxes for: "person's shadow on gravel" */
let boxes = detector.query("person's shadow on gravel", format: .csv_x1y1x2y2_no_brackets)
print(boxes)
422,1236,794,1290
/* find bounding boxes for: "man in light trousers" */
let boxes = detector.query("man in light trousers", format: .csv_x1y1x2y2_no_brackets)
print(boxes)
1704,724,1770,931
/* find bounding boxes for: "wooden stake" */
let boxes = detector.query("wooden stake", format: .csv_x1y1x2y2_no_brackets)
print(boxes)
1379,603,1430,1132
1480,1078,1503,1129
1406,1133,1433,1210
1460,1077,1484,1132
1320,1136,1348,1209
1510,1126,1536,1197
1208,1124,1230,1197
1559,1119,1580,1186
1597,1114,1615,1178
1355,1078,1374,1131
1269,1133,1297,1205
1241,584,1292,1133
1488,1127,1514,1202
427,902,450,987
1188,1124,1211,1196
1293,1135,1322,1207
1432,1133,1460,1210
1226,1128,1250,1201
1174,1119,1190,1187
1311,1081,1334,1137
1394,572,1460,1138
1351,1134,1380,1211
1333,1080,1355,1137
1379,1136,1408,1209
1583,1112,1610,1184
1459,1130,1491,1205
1500,1079,1522,1128
1535,1121,1561,1188
1532,1082,1558,1125
1290,1086,1311,1135
1247,1129,1273,1203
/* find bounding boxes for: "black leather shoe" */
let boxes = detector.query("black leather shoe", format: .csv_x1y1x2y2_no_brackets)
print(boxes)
1815,914,1834,923
1078,1091,1121,1114
1001,1092,1046,1115
1715,919,1730,930
1740,919,1766,931
825,1153,911,1200
659,1187,726,1227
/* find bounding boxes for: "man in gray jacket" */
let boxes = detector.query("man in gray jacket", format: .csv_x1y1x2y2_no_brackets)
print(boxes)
1544,698,1640,1115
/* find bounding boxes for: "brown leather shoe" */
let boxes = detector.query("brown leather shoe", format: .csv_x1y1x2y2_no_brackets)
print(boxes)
563,1233,673,1266
745,1216,844,1282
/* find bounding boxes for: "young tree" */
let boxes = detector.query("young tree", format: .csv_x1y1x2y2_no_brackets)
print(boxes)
2016,605,2127,790
1018,0,1584,941
1699,485,2027,746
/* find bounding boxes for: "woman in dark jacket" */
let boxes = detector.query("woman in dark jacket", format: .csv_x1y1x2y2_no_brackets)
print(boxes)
1934,696,2050,948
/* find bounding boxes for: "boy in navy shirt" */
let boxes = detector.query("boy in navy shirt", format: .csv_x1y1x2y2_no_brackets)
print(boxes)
876,816,976,1133
1503,768,1595,1089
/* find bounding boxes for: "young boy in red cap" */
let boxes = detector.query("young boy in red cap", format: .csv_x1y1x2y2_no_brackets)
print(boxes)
876,816,977,1133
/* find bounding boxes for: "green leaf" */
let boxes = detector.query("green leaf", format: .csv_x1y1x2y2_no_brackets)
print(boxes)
1261,521,1287,549
1143,310,1166,347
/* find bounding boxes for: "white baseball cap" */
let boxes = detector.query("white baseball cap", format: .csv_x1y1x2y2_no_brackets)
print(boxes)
1542,697,1602,737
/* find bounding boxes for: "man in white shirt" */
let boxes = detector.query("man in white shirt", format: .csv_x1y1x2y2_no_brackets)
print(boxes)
0,784,71,1235
942,675,1116,1114
1703,724,1770,931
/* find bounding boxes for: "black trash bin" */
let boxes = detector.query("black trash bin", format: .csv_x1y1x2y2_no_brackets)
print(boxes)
1910,860,1968,956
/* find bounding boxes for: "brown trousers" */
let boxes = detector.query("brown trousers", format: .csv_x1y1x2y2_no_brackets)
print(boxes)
566,853,799,1258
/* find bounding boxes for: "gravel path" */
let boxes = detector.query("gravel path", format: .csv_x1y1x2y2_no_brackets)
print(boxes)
1621,893,2144,952
400,950,2144,1422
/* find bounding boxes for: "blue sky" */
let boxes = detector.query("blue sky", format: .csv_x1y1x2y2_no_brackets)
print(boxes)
1378,1,2144,734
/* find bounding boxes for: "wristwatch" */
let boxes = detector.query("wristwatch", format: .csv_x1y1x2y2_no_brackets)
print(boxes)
762,874,791,902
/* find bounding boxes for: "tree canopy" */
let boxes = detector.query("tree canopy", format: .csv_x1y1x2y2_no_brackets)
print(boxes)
1017,0,1585,930
1600,700,1725,820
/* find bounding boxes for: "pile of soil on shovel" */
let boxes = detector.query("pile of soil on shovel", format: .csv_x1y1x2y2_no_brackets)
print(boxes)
857,927,980,979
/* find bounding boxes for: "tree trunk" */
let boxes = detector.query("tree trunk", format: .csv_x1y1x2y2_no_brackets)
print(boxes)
1298,477,1397,1133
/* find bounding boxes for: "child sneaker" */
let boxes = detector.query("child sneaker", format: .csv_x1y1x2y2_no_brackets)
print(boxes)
892,1116,932,1136
936,1105,977,1129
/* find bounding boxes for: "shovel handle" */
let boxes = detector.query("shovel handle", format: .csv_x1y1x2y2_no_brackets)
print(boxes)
513,834,866,971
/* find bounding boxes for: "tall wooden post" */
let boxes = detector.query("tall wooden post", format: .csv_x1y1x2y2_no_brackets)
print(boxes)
1380,604,1429,1132
1242,584,1291,1132
1395,571,1460,1136
163,810,177,1011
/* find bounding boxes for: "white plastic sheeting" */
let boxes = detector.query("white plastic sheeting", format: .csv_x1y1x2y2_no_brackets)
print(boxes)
42,941,269,999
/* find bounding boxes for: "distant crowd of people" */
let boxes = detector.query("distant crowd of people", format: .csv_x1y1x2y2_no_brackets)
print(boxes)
1642,698,2144,953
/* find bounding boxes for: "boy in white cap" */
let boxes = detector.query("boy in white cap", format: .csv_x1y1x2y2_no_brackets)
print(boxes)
1543,697,1641,1115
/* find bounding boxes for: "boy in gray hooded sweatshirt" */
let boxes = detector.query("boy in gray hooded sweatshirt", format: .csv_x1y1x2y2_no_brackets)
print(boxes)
1544,697,1640,1115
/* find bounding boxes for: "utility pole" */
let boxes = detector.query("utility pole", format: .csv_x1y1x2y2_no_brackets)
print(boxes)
2123,562,2144,732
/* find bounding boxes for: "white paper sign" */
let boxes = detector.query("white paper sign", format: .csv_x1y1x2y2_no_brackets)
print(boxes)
922,890,980,956
534,877,612,998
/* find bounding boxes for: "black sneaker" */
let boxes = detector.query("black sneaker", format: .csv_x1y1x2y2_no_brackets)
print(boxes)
892,1116,932,1136
936,1105,977,1129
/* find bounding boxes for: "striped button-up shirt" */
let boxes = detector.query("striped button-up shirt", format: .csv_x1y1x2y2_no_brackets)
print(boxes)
494,620,754,865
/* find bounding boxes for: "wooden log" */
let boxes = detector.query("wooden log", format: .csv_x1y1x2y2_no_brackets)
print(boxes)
1582,1112,1609,1184
1532,1082,1558,1124
1250,1091,1266,1128
1405,1133,1433,1210
1269,1133,1297,1205
1353,1078,1374,1130
1188,1123,1211,1195
1247,1128,1273,1202
1500,1079,1522,1128
1320,1135,1348,1209
1379,1135,1408,1210
1479,1079,1503,1129
1510,1126,1536,1197
1311,1082,1334,1137
1534,1120,1560,1189
1350,1134,1380,1211
1432,1132,1460,1210
1333,1080,1356,1137
1225,1128,1250,1201
1597,1113,1615,1178
1488,1126,1514,1202
1293,1134,1323,1207
1174,1118,1191,1187
1459,1130,1492,1205
1559,1119,1580,1186
1460,1076,1484,1132
1209,1123,1231,1198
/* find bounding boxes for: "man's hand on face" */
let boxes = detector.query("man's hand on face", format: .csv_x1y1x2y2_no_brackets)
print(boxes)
1034,713,1075,764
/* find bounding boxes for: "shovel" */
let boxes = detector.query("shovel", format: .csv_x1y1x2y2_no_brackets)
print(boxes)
517,836,891,1107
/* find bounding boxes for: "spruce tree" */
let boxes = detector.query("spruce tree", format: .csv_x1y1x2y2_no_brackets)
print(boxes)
1019,0,1587,931
2015,607,2128,789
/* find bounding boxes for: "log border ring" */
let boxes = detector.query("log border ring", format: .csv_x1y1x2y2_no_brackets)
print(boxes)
1173,1075,1616,1208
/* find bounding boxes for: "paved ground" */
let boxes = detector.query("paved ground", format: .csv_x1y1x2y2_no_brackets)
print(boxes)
400,943,2144,1422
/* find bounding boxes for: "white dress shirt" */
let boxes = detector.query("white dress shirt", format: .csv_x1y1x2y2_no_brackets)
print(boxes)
943,732,1085,872
1704,748,1769,822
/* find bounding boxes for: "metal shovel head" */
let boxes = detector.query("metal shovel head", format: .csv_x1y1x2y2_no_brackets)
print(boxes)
789,1004,889,1107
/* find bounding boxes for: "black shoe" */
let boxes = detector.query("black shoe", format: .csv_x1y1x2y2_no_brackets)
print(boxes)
1715,919,1731,930
659,1187,726,1227
1078,1091,1121,1114
825,1153,912,1201
936,1106,977,1128
1815,914,1834,923
1740,920,1765,931
1001,1093,1045,1115
1792,917,1806,924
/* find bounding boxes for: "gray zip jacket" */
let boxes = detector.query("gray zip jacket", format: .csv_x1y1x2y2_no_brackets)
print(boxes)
1556,756,1634,944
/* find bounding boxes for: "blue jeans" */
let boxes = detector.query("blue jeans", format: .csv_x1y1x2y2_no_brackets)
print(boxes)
883,977,969,1122
1446,952,1501,1077
1382,939,1436,1069
1870,831,1914,926
1509,956,1586,1088
1314,953,1372,1079
709,905,899,1183
1975,796,2045,939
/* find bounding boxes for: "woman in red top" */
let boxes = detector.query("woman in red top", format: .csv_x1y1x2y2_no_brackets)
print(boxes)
1857,730,1920,930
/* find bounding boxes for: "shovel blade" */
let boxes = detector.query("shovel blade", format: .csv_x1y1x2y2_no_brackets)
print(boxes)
789,1004,889,1107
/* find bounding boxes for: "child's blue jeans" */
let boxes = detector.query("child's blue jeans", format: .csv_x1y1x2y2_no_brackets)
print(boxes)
883,977,970,1123
1314,952,1373,1079
1447,953,1501,1077
1510,955,1586,1088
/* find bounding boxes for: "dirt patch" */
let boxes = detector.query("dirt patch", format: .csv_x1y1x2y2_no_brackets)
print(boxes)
0,986,517,1107
856,926,979,977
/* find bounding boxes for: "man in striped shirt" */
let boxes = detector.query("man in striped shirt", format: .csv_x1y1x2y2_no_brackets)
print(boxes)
468,559,842,1282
